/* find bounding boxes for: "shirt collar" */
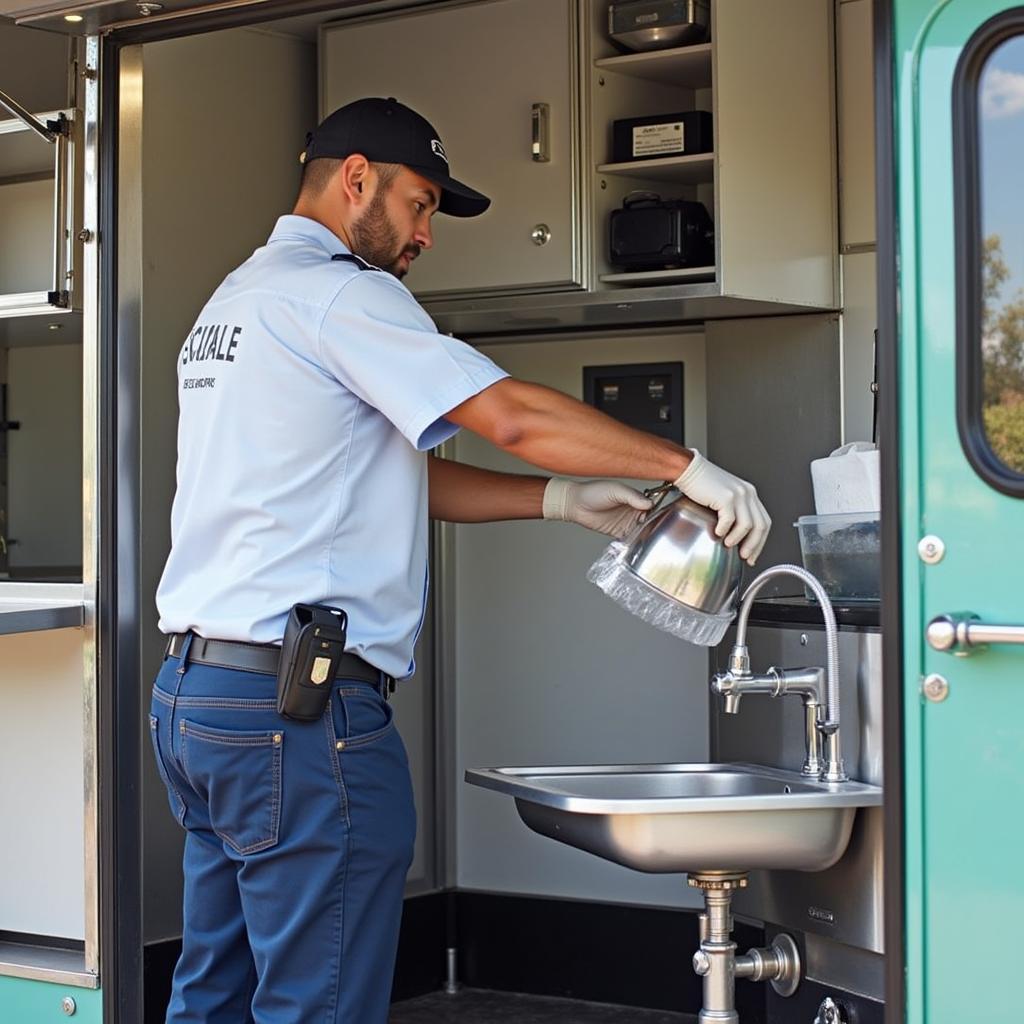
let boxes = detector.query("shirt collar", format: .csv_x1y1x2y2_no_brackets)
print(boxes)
268,215,349,256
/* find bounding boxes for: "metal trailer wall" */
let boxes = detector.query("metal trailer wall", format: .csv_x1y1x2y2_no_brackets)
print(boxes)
134,26,317,944
0,627,87,939
451,329,713,909
4,342,82,572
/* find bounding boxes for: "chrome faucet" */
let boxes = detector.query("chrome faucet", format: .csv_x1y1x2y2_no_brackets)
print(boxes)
711,564,847,783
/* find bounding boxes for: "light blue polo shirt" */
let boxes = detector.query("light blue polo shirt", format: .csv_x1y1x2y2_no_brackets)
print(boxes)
156,215,508,678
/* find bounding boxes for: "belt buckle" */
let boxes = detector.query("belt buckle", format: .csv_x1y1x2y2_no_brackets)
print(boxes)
382,674,396,702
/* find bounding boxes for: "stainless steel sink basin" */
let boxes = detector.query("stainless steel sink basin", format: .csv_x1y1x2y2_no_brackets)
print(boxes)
466,762,882,873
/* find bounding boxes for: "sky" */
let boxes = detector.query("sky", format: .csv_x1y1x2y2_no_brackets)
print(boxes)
980,34,1024,302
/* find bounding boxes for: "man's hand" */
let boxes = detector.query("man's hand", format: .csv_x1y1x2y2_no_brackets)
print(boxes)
543,478,653,538
673,450,771,565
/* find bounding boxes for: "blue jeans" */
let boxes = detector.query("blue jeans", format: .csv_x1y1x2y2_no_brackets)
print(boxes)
149,651,416,1023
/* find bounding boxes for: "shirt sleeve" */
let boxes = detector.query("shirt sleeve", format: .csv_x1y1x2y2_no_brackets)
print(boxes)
318,271,509,451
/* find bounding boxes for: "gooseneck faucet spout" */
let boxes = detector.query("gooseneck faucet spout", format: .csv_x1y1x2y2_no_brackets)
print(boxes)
712,564,846,783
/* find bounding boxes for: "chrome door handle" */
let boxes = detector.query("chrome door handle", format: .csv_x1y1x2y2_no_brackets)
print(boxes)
927,613,1024,655
531,103,550,162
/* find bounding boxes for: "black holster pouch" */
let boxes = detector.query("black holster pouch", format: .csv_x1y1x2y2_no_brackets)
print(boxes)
276,603,348,721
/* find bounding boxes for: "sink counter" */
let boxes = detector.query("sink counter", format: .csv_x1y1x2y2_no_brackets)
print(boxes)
0,582,86,635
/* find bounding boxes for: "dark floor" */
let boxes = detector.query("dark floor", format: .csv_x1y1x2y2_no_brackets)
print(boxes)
389,989,696,1023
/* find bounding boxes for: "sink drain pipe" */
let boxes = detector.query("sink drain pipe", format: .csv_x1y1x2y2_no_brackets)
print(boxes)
689,873,801,1024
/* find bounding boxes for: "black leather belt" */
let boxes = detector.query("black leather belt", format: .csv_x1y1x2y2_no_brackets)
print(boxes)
165,632,394,698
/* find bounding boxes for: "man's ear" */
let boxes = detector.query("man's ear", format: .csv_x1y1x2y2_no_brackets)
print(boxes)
339,154,371,205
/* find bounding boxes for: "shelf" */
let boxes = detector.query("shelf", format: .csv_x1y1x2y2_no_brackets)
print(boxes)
600,266,716,285
0,582,85,635
425,283,838,339
0,307,80,348
748,596,880,632
597,152,714,184
595,42,712,89
0,939,97,989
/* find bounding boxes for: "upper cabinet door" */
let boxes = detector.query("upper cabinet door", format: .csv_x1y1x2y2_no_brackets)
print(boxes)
321,0,582,299
0,111,75,316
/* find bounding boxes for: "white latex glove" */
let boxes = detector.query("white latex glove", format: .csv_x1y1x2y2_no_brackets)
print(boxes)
543,478,653,538
673,449,771,565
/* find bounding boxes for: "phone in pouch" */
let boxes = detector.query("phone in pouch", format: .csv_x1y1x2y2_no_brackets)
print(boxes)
276,604,348,721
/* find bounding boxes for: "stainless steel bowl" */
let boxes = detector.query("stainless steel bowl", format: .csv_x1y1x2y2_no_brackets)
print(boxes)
621,494,742,615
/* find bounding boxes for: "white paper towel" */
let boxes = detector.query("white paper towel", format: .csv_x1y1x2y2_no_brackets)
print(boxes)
810,442,880,514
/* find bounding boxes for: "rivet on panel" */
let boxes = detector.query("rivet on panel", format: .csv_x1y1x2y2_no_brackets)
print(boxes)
336,740,345,751
62,996,77,1016
918,535,945,565
273,734,282,744
922,673,950,703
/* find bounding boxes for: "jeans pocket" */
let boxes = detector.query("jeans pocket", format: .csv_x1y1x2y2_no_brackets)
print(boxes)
332,685,394,746
148,713,186,825
180,720,283,855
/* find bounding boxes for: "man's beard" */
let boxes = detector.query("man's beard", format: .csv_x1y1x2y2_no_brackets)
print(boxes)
351,191,419,278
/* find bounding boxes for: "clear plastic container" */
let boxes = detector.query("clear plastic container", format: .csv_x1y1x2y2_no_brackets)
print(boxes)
794,511,881,602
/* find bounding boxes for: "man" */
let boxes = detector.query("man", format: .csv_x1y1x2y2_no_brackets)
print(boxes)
151,97,769,1023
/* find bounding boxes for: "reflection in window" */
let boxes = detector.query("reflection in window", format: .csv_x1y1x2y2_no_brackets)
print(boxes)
979,35,1024,474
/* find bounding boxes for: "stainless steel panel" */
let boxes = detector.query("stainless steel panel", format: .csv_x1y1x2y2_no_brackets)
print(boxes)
711,625,884,953
79,33,100,979
805,930,885,1001
430,445,458,890
705,315,843,589
320,0,581,298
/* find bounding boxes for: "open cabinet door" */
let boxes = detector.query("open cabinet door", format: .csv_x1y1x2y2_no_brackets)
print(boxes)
894,1,1024,1021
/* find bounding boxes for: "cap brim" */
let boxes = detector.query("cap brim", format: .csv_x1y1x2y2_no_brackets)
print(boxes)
407,165,491,218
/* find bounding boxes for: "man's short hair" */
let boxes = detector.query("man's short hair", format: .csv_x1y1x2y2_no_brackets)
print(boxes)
299,158,402,198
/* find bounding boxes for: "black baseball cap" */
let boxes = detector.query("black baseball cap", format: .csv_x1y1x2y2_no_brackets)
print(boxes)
302,97,490,218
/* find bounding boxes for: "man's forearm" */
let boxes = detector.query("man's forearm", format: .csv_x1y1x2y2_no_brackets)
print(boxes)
448,378,692,482
428,455,547,523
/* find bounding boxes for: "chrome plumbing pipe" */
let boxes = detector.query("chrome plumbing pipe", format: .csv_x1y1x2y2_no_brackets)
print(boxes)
692,887,740,1024
690,874,802,1022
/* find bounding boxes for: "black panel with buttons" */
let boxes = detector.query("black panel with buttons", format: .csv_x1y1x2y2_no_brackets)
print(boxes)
582,362,684,445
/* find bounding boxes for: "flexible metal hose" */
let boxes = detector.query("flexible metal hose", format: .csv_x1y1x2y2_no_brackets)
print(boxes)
734,564,840,731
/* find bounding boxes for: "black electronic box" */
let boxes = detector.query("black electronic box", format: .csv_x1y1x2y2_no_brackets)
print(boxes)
611,110,712,163
609,192,714,271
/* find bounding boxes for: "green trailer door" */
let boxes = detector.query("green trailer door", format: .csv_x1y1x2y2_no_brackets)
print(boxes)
895,1,1024,1020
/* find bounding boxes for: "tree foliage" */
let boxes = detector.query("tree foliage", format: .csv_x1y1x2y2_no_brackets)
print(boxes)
984,401,1024,472
981,235,1024,472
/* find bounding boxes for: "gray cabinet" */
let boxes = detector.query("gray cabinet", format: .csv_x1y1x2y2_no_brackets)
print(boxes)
588,0,838,307
320,0,582,299
838,0,876,248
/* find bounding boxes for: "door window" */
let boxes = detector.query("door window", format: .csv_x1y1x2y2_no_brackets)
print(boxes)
957,15,1024,489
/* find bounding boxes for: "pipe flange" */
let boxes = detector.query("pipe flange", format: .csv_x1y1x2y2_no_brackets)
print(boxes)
687,871,749,891
768,933,801,998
